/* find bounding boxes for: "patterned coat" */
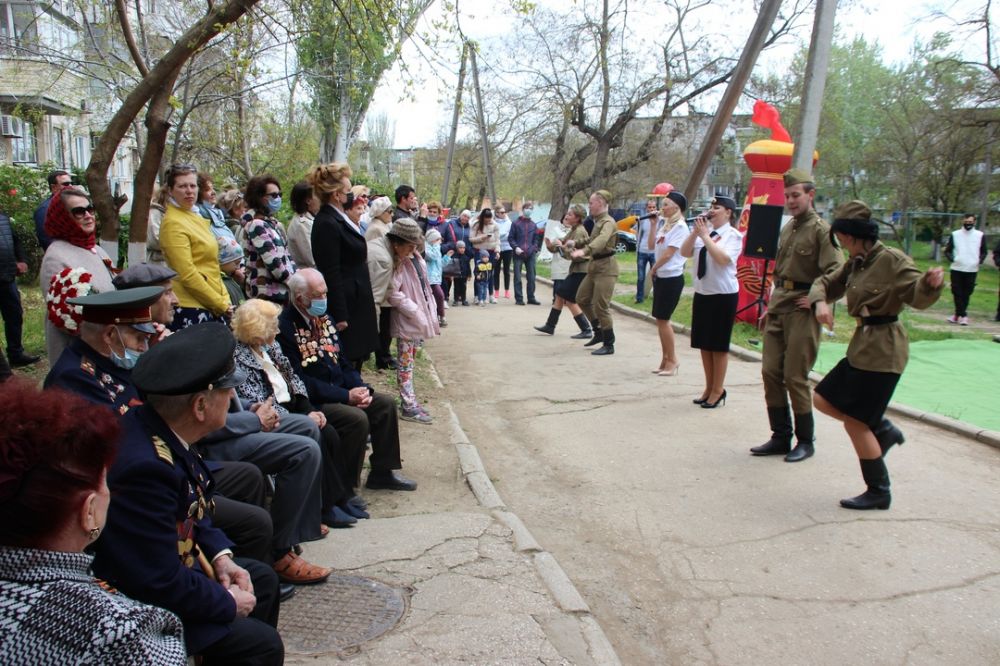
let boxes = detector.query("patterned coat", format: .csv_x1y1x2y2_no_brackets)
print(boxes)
242,216,296,302
0,546,186,664
232,340,311,417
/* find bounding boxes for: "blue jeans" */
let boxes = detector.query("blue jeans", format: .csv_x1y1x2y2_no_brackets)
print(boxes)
636,252,656,301
475,279,490,303
512,253,536,302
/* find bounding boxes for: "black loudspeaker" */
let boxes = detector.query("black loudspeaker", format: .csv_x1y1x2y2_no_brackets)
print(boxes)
744,204,783,260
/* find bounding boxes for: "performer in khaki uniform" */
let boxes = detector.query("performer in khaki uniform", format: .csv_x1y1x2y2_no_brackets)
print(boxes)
752,169,844,462
572,190,620,355
809,201,943,510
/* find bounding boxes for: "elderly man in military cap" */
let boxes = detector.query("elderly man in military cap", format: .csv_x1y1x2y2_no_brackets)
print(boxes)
751,169,844,462
92,322,284,664
44,286,161,414
113,263,180,340
571,189,621,355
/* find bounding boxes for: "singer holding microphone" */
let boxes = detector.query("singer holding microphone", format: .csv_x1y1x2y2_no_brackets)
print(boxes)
680,195,744,408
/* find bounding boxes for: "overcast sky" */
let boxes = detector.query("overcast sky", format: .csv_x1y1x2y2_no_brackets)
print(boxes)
367,0,992,149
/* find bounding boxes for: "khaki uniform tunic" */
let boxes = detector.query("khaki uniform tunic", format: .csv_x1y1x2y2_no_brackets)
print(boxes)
761,209,844,412
576,212,619,329
808,241,942,374
559,225,592,274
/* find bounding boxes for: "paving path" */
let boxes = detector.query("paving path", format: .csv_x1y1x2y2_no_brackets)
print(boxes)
427,286,1000,665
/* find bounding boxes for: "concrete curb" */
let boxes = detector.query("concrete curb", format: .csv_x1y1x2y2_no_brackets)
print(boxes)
443,402,622,665
538,276,1000,450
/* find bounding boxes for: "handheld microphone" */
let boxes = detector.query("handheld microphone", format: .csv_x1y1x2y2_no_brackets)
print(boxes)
637,212,658,221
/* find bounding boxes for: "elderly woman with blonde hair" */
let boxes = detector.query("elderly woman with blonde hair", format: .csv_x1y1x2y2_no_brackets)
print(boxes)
306,163,378,368
231,298,369,525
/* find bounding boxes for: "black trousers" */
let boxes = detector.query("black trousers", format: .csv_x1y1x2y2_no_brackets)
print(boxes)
320,393,402,486
0,279,25,356
211,461,273,563
493,250,512,291
376,306,394,365
452,277,468,303
950,270,977,317
200,558,283,666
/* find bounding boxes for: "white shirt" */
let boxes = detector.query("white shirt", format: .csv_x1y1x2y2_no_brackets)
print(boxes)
654,219,689,278
256,348,291,405
691,222,743,295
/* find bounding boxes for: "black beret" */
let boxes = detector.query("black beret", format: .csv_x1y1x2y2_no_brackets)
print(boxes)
711,194,738,211
132,322,246,395
666,191,688,212
68,286,163,333
113,263,178,289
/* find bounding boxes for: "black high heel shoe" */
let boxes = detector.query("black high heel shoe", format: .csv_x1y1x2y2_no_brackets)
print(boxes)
700,390,727,409
692,395,709,405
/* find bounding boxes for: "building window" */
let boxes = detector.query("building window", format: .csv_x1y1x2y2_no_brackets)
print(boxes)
10,117,37,164
73,134,89,167
52,126,65,167
0,2,39,50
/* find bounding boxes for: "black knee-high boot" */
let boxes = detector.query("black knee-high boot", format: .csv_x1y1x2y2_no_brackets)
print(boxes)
534,309,561,335
840,457,891,510
584,322,603,346
570,314,593,339
784,412,815,462
750,406,792,456
591,329,615,355
873,418,905,456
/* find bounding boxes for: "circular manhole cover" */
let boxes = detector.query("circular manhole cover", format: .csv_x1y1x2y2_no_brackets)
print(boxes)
278,573,409,656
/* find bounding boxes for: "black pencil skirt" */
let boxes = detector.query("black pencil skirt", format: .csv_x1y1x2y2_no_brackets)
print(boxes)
652,275,684,321
690,292,738,352
814,357,901,429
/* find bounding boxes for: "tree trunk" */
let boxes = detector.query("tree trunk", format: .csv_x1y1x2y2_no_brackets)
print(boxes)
128,72,182,266
88,0,261,250
334,94,351,162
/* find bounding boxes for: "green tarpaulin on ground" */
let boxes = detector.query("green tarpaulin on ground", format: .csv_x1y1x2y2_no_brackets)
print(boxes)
814,338,1000,433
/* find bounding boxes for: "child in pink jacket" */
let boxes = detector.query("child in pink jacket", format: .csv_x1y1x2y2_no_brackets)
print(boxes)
386,218,441,424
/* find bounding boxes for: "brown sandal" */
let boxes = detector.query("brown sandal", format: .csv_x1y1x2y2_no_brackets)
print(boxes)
273,551,331,585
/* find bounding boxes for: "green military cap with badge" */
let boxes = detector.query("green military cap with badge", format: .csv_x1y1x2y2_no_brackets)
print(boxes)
67,286,163,334
783,168,814,187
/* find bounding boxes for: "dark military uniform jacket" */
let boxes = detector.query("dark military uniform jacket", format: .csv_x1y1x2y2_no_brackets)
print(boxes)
277,305,368,406
582,212,620,277
92,405,237,655
808,241,942,374
44,338,141,415
769,209,843,314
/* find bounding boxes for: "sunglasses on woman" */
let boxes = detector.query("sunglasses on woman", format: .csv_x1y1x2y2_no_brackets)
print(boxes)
71,205,96,217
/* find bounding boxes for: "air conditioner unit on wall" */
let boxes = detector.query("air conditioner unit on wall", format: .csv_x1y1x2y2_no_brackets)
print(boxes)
1,115,23,138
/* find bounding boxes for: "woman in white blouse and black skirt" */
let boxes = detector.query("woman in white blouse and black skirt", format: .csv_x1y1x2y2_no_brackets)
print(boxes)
680,195,744,409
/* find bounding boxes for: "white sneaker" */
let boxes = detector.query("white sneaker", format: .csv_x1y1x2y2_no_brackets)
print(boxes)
959,316,969,326
946,315,958,324
444,301,450,309
489,296,497,303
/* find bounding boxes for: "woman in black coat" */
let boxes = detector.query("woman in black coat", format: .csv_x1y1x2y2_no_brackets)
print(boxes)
307,162,378,368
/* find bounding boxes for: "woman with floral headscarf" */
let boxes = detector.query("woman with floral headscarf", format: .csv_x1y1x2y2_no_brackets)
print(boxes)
39,187,116,363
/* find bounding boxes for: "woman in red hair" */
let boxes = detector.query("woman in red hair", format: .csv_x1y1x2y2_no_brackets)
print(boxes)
0,380,186,663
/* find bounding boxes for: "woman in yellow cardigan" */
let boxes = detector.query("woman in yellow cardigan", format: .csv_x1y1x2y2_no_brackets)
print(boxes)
159,164,232,329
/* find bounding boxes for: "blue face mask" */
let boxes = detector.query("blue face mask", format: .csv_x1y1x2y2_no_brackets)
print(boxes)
308,298,327,316
267,196,282,213
111,328,143,370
